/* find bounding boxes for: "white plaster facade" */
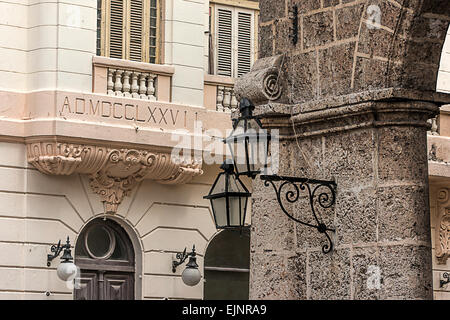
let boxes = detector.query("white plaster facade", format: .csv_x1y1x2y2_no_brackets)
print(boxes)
0,0,257,300
2,0,450,301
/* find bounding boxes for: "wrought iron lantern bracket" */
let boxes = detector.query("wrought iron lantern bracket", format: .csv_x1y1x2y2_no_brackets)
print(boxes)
47,236,73,267
172,245,197,273
211,97,338,254
260,175,337,254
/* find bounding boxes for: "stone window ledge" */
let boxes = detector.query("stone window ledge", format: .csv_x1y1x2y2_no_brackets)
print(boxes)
93,56,175,76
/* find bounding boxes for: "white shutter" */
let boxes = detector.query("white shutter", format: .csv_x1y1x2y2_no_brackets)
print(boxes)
217,8,233,77
109,0,124,59
236,12,252,77
129,0,143,61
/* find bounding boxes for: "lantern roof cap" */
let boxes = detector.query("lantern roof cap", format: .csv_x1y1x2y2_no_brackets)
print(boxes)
220,159,235,174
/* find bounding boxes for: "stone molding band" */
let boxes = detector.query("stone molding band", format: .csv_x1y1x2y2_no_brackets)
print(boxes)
259,100,439,140
27,141,203,214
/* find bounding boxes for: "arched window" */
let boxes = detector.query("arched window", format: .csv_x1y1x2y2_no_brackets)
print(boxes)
204,228,250,300
75,218,135,300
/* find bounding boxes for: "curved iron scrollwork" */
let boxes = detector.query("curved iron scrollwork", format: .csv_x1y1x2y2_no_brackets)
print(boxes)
440,272,450,288
172,245,197,273
260,175,336,254
47,237,72,266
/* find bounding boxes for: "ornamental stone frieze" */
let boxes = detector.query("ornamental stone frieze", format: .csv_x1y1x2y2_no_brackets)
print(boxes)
27,141,203,214
436,188,450,264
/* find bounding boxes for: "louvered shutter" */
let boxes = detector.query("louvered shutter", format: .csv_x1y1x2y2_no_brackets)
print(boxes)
236,12,252,77
109,0,124,59
217,8,233,77
96,0,102,56
129,0,143,61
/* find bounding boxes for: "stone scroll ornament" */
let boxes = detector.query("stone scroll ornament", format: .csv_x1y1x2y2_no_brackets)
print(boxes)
27,141,203,214
233,54,285,106
436,188,450,264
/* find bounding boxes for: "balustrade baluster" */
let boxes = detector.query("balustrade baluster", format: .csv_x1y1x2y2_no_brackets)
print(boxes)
122,71,132,97
147,74,156,101
138,73,148,99
230,89,238,113
223,87,231,112
114,69,124,96
107,68,115,95
432,117,439,135
217,86,224,112
130,71,140,98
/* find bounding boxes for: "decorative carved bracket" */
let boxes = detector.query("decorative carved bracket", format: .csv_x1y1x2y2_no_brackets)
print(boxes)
436,188,450,264
27,141,203,214
234,54,285,106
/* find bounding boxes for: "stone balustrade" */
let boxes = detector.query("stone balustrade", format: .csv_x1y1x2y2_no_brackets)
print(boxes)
107,69,157,100
92,56,174,102
204,74,239,113
216,85,239,113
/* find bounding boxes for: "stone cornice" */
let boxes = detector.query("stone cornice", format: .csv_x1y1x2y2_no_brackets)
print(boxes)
252,88,450,118
259,100,439,140
27,140,203,214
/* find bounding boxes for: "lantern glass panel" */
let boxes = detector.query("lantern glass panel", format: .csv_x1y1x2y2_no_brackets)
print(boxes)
229,174,248,226
229,120,246,174
227,118,269,176
229,196,241,226
229,173,246,192
211,174,226,194
241,196,248,225
211,197,227,228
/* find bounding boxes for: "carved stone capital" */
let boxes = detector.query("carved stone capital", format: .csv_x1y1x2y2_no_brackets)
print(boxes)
258,100,439,141
234,54,285,106
27,141,203,214
436,188,450,264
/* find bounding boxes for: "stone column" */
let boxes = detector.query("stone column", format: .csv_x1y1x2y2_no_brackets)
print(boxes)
250,99,437,300
237,0,450,300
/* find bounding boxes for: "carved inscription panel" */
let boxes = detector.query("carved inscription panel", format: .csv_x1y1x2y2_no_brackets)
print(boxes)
57,93,200,131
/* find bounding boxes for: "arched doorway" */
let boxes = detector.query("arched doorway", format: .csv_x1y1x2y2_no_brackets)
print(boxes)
74,218,135,300
204,228,250,300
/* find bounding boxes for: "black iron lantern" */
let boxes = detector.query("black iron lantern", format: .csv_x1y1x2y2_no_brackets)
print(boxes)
204,95,339,254
47,237,78,281
224,98,270,179
203,160,251,229
172,245,202,287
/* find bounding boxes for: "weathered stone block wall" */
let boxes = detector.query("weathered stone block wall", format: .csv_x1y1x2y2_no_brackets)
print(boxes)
250,102,434,299
258,0,450,104
246,0,450,300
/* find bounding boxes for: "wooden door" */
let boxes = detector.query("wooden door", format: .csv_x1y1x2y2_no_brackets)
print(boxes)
75,271,134,300
104,272,134,300
74,219,136,300
75,271,98,300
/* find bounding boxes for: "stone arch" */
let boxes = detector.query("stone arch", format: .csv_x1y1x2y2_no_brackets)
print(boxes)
258,0,450,105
